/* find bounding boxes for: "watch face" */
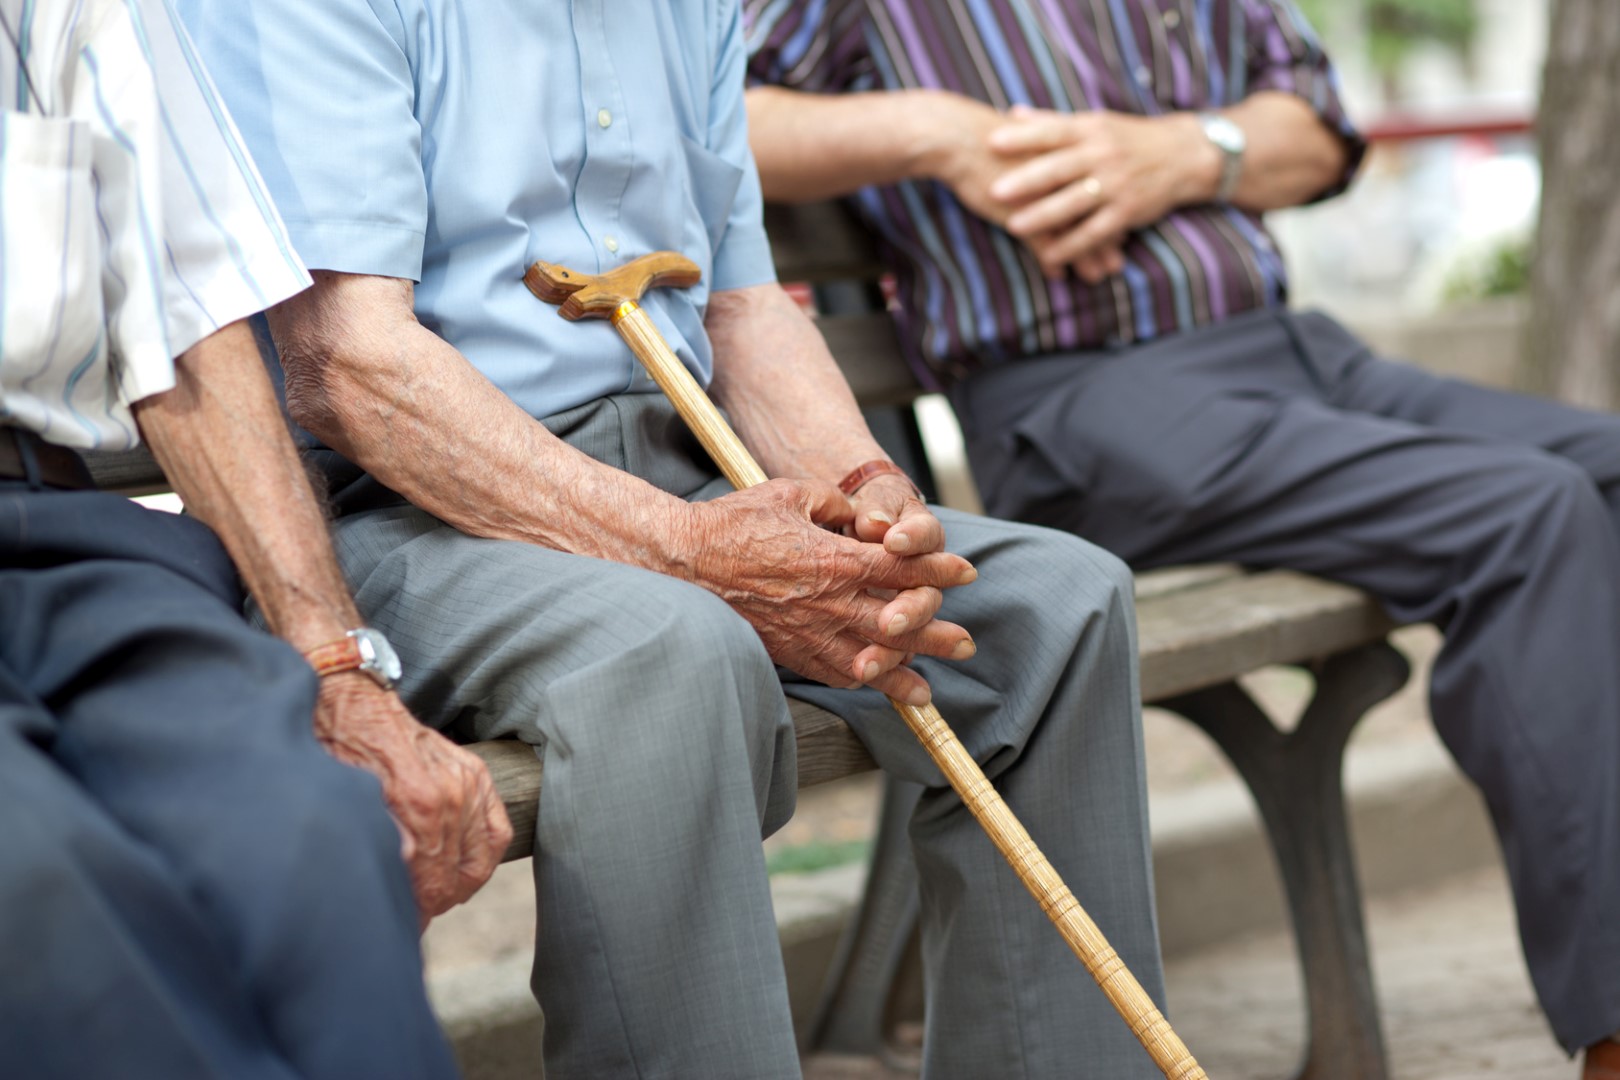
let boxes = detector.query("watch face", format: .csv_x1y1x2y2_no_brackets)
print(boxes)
1204,114,1246,154
352,628,404,688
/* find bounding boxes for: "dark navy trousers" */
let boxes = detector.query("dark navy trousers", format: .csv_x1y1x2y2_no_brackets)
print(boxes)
0,481,458,1080
953,308,1620,1053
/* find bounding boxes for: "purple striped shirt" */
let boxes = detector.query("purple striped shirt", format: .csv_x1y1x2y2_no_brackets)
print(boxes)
744,0,1365,387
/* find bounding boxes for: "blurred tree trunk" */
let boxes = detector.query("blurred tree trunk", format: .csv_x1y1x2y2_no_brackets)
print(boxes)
1522,0,1620,407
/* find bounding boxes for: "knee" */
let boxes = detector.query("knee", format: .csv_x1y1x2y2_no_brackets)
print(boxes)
563,579,786,760
1005,526,1136,636
1495,454,1610,555
227,752,402,901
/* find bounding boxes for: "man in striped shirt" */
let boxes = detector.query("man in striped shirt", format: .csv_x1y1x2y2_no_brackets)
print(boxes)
744,0,1620,1070
0,1,507,1073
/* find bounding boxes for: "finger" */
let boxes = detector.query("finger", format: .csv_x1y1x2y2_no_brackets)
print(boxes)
856,595,975,660
1043,209,1125,271
1005,175,1107,238
795,479,857,532
867,663,933,707
883,502,945,556
988,111,1082,156
990,143,1097,203
877,585,944,637
850,642,910,685
858,548,978,591
848,480,915,544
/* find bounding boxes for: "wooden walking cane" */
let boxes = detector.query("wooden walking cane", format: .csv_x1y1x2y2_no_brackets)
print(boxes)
525,251,1207,1080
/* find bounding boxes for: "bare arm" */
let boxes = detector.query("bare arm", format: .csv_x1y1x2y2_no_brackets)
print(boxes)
268,274,975,702
132,319,511,921
747,85,1348,279
748,86,1012,211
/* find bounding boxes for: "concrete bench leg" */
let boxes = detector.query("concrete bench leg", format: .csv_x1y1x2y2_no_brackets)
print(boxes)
1161,641,1411,1080
803,776,923,1066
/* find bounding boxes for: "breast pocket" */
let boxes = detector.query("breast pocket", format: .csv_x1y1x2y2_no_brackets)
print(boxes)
677,133,745,255
1,111,110,445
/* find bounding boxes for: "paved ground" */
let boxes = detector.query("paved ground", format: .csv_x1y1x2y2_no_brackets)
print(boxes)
804,864,1573,1080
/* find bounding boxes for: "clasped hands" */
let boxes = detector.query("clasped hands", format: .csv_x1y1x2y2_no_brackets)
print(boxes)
679,474,977,708
932,96,1216,282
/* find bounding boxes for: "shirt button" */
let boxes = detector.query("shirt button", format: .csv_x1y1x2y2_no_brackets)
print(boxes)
1163,9,1181,29
1134,64,1152,86
604,236,620,254
597,108,613,129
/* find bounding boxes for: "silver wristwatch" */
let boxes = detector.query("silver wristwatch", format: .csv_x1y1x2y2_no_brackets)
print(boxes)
304,627,404,691
1198,112,1246,203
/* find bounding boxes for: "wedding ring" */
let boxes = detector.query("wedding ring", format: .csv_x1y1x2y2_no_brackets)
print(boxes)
1080,176,1103,198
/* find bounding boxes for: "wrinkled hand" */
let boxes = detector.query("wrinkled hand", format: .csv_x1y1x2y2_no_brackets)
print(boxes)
987,106,1212,280
679,478,977,705
313,672,512,925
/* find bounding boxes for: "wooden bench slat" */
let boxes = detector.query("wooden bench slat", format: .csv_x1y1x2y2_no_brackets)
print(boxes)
1137,569,1395,702
1133,563,1243,600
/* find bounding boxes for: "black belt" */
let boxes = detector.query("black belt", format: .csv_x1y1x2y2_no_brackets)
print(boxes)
0,426,96,490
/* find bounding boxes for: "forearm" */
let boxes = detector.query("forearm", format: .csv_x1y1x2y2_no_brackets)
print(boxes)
705,283,887,483
748,85,995,202
1211,91,1350,210
267,273,686,571
132,320,358,652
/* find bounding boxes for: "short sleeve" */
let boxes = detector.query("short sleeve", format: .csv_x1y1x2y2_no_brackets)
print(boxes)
707,0,776,293
1241,0,1367,200
744,0,874,94
174,0,428,281
70,0,311,405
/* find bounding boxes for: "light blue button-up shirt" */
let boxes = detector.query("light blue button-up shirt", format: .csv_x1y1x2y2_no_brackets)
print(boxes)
178,0,776,421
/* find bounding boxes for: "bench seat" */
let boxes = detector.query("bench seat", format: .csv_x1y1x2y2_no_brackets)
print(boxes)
469,562,1396,863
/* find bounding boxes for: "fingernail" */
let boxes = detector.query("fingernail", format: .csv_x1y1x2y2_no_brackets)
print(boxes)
889,532,912,553
888,614,911,636
868,510,895,525
862,660,881,682
952,638,977,661
957,566,978,585
906,685,932,707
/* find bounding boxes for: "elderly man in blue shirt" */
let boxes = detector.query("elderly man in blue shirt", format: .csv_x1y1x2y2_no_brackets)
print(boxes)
179,2,1170,1076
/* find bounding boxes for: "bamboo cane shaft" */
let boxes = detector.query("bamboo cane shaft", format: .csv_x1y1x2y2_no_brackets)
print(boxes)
609,299,1206,1080
613,304,768,489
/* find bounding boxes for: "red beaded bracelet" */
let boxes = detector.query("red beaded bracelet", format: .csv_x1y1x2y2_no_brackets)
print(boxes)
837,459,923,500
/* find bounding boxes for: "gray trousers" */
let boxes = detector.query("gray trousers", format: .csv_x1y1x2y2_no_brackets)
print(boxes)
952,307,1620,1053
319,395,1164,1079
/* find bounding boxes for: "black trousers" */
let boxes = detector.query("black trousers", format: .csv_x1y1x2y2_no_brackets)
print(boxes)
0,480,457,1080
952,307,1620,1052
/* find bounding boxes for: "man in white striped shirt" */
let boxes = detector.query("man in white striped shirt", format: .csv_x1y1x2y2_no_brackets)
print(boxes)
0,1,509,1074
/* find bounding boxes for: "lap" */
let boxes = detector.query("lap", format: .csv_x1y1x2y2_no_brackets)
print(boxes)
327,502,785,740
956,309,1620,587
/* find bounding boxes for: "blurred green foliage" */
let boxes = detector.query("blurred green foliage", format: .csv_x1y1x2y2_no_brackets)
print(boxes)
765,838,871,876
1294,0,1478,89
1442,233,1533,304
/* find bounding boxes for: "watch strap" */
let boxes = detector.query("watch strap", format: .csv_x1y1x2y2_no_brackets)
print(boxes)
837,459,922,500
303,635,365,679
1199,112,1244,202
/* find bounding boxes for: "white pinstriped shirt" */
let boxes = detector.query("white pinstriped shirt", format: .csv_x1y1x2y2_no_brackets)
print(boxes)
0,0,309,450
